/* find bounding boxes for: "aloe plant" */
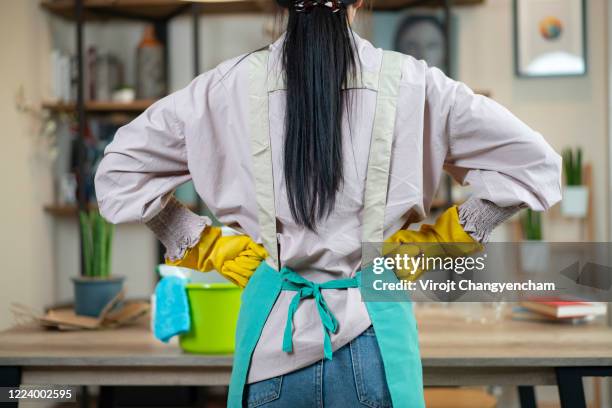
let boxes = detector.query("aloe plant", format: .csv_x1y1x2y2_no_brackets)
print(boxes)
521,209,542,241
79,210,114,278
562,147,583,186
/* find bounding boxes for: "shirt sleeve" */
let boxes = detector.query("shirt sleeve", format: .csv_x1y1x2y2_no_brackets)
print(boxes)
95,68,231,259
426,65,562,211
94,93,191,224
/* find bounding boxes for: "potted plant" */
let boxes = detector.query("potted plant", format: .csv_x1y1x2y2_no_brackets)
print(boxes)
72,210,123,317
519,209,550,273
561,147,588,217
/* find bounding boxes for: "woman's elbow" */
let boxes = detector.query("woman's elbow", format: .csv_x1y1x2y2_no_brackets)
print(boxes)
94,170,120,224
532,139,563,210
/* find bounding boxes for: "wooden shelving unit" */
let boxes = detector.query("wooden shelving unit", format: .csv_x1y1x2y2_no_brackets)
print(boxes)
41,0,484,20
41,0,207,268
42,99,157,113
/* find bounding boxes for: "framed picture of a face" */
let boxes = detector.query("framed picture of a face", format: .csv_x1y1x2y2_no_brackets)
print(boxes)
514,0,587,77
394,15,448,73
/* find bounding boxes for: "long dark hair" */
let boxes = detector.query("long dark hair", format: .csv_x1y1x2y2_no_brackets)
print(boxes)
282,5,357,231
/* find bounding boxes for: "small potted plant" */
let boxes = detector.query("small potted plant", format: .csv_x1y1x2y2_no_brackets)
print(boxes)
72,210,123,317
561,147,588,217
519,209,550,273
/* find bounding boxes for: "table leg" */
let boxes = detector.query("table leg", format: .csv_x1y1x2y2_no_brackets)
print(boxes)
518,385,537,408
80,386,89,408
556,367,586,408
556,366,612,408
0,367,21,408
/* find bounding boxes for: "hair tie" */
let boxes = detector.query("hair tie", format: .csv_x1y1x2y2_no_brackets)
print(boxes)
293,0,344,13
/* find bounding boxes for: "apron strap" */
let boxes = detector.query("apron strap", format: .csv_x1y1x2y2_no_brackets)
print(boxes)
248,49,280,269
248,49,404,268
362,50,404,244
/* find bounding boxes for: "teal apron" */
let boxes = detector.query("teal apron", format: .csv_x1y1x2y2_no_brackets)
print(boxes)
228,49,425,408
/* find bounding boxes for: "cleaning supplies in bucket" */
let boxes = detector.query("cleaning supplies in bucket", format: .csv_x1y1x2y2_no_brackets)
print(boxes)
153,274,190,343
153,226,258,352
179,282,241,354
153,264,242,353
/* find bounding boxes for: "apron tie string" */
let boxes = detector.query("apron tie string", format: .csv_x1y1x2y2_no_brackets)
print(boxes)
280,267,360,360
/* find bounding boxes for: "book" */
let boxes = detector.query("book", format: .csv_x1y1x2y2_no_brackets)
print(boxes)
519,298,607,319
511,306,596,324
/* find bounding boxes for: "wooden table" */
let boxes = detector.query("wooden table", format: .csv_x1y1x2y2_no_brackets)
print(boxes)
1,306,611,408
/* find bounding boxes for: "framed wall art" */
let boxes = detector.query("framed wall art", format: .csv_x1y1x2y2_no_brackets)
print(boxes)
514,0,587,77
372,10,458,77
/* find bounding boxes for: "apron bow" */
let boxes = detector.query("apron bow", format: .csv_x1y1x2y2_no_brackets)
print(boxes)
280,267,360,360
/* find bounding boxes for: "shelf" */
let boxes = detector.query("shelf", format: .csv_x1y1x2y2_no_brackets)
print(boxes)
375,0,483,10
41,0,266,21
41,0,484,21
42,99,156,113
45,203,199,216
44,204,96,216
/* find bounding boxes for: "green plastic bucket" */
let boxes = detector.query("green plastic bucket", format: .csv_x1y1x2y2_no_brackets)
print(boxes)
179,282,242,354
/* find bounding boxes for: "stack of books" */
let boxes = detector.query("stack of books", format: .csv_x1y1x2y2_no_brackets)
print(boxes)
514,298,607,324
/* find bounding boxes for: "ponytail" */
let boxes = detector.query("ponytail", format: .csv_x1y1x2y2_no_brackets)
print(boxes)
282,4,357,231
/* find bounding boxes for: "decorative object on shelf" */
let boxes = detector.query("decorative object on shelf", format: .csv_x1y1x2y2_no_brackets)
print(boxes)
112,87,136,103
58,173,78,205
136,25,166,100
561,147,588,218
50,49,77,102
513,0,587,77
73,210,123,317
86,46,97,101
95,53,124,102
519,209,549,273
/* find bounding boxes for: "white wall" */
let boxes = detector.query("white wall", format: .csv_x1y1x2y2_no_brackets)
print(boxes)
0,0,55,329
609,0,612,243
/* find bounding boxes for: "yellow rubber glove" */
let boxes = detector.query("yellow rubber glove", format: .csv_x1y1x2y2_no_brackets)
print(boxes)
168,205,479,287
384,205,483,281
166,226,268,288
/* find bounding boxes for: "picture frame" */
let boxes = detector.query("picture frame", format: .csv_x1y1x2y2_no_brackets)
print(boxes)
372,10,458,77
513,0,587,78
394,14,449,74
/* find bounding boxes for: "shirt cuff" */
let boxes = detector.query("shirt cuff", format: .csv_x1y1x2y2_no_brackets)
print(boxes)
146,196,211,261
457,196,525,243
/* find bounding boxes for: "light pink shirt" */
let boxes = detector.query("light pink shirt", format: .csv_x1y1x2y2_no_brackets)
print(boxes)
95,32,562,383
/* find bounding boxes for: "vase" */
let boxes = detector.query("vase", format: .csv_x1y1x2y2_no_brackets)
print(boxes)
72,276,124,317
136,25,165,100
561,185,588,218
519,241,550,274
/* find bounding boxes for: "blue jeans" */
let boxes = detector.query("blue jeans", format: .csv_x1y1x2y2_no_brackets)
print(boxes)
245,326,392,407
